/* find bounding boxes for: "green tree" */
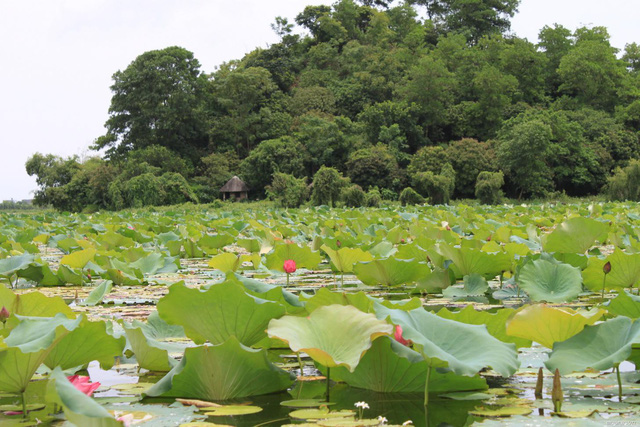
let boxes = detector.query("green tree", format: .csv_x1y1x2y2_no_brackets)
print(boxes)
414,163,456,204
341,184,366,207
266,173,309,208
446,138,497,198
475,171,504,204
25,153,81,209
345,144,400,190
399,187,424,205
94,46,209,163
605,159,640,201
497,119,554,198
311,166,349,206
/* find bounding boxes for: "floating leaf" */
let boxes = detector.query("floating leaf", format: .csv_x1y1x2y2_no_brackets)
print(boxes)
267,305,393,371
289,407,355,420
157,281,285,346
469,406,532,417
505,305,604,349
146,338,293,400
202,406,262,416
81,281,113,306
518,258,582,303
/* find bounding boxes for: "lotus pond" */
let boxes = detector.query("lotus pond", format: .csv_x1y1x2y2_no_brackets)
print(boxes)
4,202,640,426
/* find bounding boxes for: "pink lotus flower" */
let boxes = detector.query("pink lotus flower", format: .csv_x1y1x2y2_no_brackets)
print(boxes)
283,259,297,274
0,306,9,325
394,325,412,347
67,375,100,397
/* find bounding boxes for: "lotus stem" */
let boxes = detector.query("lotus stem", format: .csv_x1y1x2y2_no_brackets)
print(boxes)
326,367,331,402
616,364,623,402
424,365,432,406
534,367,543,399
341,273,344,288
601,274,607,302
297,352,304,376
21,392,26,418
286,272,289,287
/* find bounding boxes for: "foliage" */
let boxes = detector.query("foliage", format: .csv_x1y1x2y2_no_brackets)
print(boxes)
605,159,640,201
341,184,366,207
365,187,382,207
346,144,400,190
475,171,504,204
240,137,307,193
311,166,349,206
398,187,424,205
266,172,309,208
414,163,456,204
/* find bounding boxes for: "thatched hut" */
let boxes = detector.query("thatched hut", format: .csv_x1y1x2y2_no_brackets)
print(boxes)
220,176,249,200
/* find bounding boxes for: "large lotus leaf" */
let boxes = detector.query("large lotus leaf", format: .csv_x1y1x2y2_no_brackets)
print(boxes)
135,311,186,340
414,269,456,294
48,367,122,427
157,281,285,346
132,252,179,275
105,268,143,286
328,336,487,393
436,305,530,349
124,324,179,372
505,305,604,349
265,242,323,272
267,304,393,371
221,273,304,312
353,258,429,287
0,253,35,277
208,252,242,273
607,291,640,319
44,318,126,371
198,233,234,252
376,306,519,377
320,245,373,274
60,248,97,269
582,250,640,291
436,243,511,279
546,316,640,374
301,287,374,313
0,287,75,320
0,315,81,393
542,217,608,254
145,337,293,400
18,262,63,286
518,258,582,303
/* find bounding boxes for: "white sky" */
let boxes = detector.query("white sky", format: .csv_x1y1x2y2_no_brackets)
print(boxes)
0,0,637,202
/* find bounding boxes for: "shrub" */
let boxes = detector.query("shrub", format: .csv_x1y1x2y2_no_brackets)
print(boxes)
365,188,382,207
341,184,366,207
475,171,504,204
266,172,309,208
399,187,424,205
380,188,398,201
605,159,640,201
345,144,399,190
414,163,456,204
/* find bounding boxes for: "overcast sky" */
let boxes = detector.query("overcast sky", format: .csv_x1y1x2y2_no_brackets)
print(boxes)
0,0,637,202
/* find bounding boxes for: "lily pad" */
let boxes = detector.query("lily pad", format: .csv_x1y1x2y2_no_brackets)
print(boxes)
202,406,262,416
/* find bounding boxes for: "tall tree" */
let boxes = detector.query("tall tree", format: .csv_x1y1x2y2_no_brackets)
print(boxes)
94,47,210,163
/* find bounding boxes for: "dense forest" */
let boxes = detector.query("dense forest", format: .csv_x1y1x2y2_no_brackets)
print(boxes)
26,0,640,211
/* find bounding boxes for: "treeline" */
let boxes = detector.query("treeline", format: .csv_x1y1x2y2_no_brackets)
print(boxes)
27,0,640,211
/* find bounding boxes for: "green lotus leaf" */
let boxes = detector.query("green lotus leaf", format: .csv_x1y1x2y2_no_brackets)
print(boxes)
135,311,186,340
157,281,285,346
123,324,179,372
353,258,430,287
0,253,35,277
546,316,640,374
437,243,511,279
607,291,640,319
202,405,262,416
414,269,456,294
376,306,519,377
105,268,143,286
0,314,81,393
265,242,322,272
0,286,75,321
81,280,113,306
436,305,531,349
542,217,608,254
44,317,126,371
582,250,640,292
48,367,122,427
301,288,374,313
220,273,304,313
442,274,489,298
505,305,604,349
320,245,373,274
328,336,487,393
145,337,293,400
207,252,241,273
18,262,63,286
198,233,234,252
267,304,393,371
60,248,97,269
518,258,582,303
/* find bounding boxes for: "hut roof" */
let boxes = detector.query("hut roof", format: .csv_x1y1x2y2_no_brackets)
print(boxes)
220,176,249,192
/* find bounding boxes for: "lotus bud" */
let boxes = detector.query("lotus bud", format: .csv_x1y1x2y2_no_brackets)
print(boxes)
394,325,412,346
534,367,543,399
0,306,9,325
336,240,341,248
283,259,297,274
552,368,563,412
603,261,611,275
